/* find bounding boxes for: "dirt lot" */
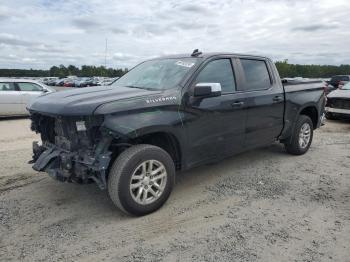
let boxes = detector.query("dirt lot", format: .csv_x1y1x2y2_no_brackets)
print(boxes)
0,118,349,262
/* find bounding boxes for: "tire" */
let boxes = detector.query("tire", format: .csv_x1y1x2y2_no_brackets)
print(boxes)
284,115,313,155
108,144,175,216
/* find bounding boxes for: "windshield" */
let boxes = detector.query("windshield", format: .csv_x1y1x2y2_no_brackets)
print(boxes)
113,58,197,90
342,83,350,90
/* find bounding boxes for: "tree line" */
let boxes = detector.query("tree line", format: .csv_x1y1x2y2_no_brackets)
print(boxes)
0,65,128,78
0,61,349,78
275,60,350,78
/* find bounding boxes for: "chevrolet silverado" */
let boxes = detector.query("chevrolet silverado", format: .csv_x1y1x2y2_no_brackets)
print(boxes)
29,50,326,216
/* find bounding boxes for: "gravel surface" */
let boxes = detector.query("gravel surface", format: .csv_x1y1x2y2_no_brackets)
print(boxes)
0,118,349,262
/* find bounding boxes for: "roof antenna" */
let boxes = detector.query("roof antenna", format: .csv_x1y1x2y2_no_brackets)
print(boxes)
191,49,202,57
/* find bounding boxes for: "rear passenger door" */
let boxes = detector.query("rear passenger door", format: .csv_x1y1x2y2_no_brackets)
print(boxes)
0,82,22,116
237,58,284,147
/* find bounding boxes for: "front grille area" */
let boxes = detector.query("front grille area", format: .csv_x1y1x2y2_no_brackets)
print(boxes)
31,114,104,151
30,113,112,188
327,98,350,110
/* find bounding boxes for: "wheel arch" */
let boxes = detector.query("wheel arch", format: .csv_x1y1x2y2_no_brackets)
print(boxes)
279,103,319,143
131,130,182,170
298,104,319,129
108,127,183,171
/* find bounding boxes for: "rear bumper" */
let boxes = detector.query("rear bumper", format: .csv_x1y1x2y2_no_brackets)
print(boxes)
325,107,350,115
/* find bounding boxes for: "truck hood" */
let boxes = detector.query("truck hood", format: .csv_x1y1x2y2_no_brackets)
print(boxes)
29,85,163,116
327,89,350,99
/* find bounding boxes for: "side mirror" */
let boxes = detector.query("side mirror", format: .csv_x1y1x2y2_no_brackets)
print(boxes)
193,83,222,97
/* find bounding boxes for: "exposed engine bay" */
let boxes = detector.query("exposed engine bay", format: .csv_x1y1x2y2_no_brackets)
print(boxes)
30,113,115,189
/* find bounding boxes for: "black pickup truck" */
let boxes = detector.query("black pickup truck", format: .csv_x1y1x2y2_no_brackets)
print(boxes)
29,51,325,216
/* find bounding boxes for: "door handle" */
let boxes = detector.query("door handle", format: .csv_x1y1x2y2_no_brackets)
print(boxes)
231,101,244,107
273,96,283,102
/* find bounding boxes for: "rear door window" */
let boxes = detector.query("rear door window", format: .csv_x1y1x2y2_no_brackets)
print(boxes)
0,82,15,91
17,82,43,91
240,59,271,91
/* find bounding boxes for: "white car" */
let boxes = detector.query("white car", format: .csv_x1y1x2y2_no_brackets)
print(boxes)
0,78,55,117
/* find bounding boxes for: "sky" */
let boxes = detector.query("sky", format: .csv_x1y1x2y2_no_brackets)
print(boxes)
0,0,349,69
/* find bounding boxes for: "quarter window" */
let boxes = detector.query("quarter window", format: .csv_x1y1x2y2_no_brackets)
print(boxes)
240,59,271,91
0,82,15,91
195,59,236,93
17,82,43,91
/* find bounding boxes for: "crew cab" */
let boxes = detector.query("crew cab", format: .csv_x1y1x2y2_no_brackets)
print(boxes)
28,51,325,216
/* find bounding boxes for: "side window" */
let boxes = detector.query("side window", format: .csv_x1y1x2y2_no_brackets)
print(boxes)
17,82,43,91
240,59,271,91
0,82,15,91
195,59,236,93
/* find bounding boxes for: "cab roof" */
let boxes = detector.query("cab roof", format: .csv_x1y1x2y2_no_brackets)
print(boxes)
156,52,270,61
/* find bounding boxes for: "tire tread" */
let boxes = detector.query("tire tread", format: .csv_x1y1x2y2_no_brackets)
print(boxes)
108,144,175,216
285,115,313,155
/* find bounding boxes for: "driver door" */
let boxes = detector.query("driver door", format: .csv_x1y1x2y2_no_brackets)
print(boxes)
183,57,247,167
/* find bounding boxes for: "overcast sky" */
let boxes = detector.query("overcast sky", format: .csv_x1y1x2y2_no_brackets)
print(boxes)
0,0,349,69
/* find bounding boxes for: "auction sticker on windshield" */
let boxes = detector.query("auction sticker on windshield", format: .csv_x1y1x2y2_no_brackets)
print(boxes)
175,60,195,68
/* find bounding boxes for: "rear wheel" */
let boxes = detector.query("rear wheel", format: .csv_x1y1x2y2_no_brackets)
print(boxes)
108,144,175,216
284,115,313,155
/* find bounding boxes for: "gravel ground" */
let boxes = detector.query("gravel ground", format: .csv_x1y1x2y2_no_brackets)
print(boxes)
0,118,349,262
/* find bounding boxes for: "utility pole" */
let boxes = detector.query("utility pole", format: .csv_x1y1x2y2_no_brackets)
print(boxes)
104,38,108,68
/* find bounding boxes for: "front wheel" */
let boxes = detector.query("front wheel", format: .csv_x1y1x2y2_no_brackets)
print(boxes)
284,115,313,155
108,144,175,216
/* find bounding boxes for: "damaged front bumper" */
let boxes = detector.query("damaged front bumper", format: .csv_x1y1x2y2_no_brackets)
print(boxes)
31,137,112,189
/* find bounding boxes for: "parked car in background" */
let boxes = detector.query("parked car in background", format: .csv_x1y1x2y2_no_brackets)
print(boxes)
63,79,75,87
73,78,85,88
338,81,348,89
0,79,55,116
42,77,58,85
55,78,66,86
326,82,350,119
42,76,119,87
81,77,97,87
104,77,120,85
46,78,59,86
327,75,350,89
